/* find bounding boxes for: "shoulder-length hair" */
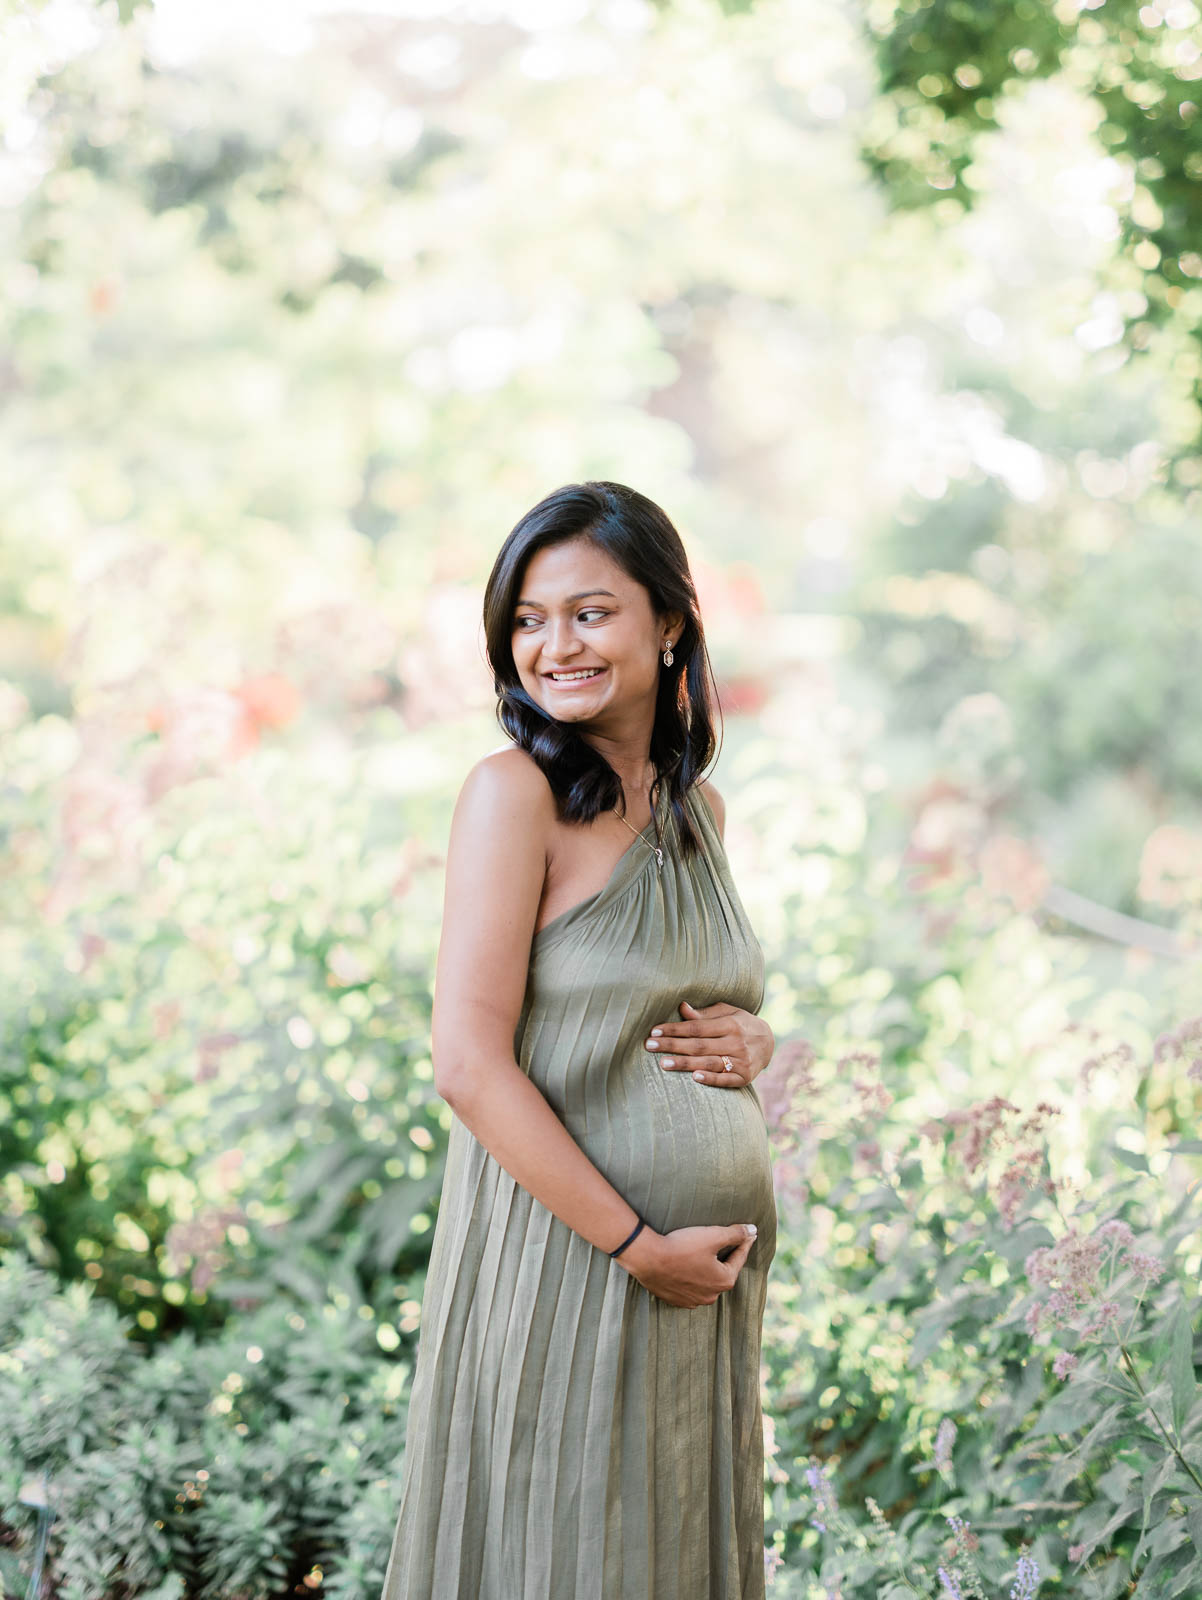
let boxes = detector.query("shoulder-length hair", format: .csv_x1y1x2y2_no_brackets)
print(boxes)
481,480,721,859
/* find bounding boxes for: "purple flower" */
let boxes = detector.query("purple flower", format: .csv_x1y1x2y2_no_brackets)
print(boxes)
1052,1349,1078,1379
934,1417,957,1477
804,1459,839,1533
1154,1015,1202,1065
1125,1250,1165,1283
1096,1219,1134,1248
937,1568,964,1599
1010,1551,1040,1600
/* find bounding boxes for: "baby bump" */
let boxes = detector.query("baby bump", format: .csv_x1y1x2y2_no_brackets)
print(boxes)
566,1065,778,1243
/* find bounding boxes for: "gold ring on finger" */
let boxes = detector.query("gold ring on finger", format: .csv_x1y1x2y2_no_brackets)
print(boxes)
721,1056,733,1072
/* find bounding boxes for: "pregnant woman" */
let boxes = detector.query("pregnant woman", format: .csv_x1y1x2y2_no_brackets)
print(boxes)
380,480,777,1600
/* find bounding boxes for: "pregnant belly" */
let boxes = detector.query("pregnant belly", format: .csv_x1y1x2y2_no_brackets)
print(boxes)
564,1065,778,1243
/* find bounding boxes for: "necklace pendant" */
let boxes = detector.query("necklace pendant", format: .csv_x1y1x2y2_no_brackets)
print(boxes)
654,846,664,869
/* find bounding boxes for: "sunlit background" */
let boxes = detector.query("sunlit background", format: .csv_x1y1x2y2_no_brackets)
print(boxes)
3,0,1201,1594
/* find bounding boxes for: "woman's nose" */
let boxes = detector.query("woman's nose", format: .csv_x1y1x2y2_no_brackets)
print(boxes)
545,617,581,657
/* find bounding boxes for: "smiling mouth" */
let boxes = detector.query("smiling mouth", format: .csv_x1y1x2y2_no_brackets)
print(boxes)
544,667,607,685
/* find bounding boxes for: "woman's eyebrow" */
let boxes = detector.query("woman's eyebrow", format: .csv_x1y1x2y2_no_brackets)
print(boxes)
514,588,619,607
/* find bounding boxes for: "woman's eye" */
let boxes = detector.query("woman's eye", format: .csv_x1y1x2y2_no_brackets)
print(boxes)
514,611,608,629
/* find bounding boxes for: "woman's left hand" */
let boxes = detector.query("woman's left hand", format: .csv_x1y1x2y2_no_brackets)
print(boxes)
644,1000,775,1089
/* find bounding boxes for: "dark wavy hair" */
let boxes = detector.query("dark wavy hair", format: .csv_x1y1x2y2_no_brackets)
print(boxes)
481,480,722,859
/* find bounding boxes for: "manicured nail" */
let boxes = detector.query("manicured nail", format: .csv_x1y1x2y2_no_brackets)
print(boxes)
745,1224,757,1238
645,1039,659,1049
661,1057,675,1068
693,1071,705,1082
650,1027,663,1037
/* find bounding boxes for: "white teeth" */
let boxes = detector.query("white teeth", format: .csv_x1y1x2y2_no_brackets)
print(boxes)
550,669,602,681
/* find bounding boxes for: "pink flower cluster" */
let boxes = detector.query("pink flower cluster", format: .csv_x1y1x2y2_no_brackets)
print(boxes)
164,1202,248,1292
1153,1014,1202,1084
1024,1216,1166,1364
757,1037,818,1132
761,1038,832,1211
766,1043,900,1206
1061,1021,1136,1091
922,1095,1062,1229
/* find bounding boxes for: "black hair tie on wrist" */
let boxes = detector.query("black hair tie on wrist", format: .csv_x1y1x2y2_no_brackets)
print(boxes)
609,1217,645,1259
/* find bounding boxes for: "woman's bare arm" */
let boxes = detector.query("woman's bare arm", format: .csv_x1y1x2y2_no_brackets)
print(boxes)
429,750,756,1308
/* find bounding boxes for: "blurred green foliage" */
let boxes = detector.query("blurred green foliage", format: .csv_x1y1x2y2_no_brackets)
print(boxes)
860,0,1202,440
733,729,1202,1595
3,0,1198,913
1,728,447,1341
858,521,1202,829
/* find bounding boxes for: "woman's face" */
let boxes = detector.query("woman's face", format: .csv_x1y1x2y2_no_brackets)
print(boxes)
510,537,678,728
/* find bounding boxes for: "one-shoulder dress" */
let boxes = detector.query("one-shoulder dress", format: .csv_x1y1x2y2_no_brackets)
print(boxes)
380,783,776,1600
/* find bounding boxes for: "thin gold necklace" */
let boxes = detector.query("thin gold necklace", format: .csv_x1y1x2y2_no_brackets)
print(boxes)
614,788,664,870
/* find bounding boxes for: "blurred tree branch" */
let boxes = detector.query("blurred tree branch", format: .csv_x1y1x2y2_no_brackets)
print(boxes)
861,0,1202,447
659,0,1202,449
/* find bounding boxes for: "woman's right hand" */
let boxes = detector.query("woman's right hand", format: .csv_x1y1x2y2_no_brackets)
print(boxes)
618,1222,758,1308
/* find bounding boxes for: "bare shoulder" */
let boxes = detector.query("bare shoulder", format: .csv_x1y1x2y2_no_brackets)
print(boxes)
460,745,557,843
432,747,556,1088
695,777,726,840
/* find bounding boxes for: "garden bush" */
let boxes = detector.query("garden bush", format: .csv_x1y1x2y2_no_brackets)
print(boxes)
1,716,451,1344
5,707,1199,1598
760,1009,1202,1598
0,1256,410,1600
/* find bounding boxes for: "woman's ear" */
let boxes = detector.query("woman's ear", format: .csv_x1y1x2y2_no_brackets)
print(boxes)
659,609,686,646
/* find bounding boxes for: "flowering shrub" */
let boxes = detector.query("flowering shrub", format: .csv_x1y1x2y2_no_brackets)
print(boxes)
0,716,449,1343
760,1006,1202,1598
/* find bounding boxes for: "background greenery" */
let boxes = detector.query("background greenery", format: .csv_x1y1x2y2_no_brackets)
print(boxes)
1,0,1199,1595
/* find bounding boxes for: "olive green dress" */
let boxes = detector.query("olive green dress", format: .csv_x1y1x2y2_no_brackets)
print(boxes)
380,784,776,1600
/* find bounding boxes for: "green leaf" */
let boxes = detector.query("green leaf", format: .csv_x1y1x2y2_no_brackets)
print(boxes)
139,1577,186,1600
907,1298,964,1367
1112,1145,1151,1172
1098,1460,1140,1503
1169,1299,1198,1437
1138,1453,1179,1559
1092,1486,1147,1548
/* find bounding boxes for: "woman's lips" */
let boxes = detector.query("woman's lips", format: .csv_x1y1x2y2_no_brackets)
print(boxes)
544,667,607,688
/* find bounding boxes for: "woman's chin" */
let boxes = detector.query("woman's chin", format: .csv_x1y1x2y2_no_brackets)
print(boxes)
529,679,613,719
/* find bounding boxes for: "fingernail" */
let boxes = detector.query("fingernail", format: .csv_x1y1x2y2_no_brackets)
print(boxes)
650,1027,663,1037
661,1056,675,1068
645,1039,659,1049
745,1224,757,1238
693,1071,705,1082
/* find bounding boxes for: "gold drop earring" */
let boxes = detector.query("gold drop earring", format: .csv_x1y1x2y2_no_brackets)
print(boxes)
662,640,674,667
